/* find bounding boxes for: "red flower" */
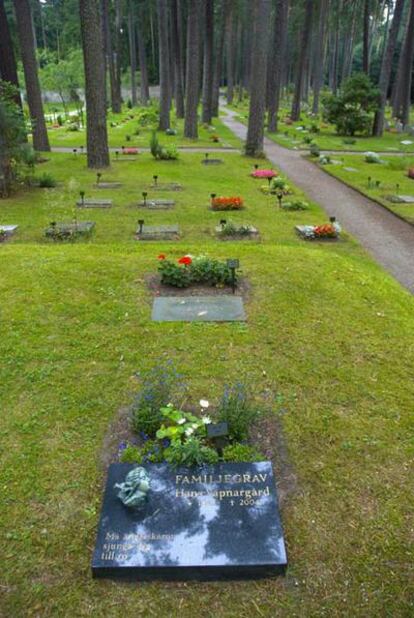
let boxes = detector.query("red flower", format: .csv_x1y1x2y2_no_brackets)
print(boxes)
158,253,166,260
178,256,192,265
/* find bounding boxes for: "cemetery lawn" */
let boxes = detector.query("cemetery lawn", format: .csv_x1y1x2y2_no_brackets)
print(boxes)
43,109,241,149
228,102,414,153
316,154,414,225
1,152,413,617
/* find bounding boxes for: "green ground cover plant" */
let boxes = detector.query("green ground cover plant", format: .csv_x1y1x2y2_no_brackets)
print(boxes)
316,154,414,225
0,150,413,617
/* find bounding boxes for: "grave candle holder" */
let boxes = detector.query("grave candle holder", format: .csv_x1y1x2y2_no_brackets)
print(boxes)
220,219,227,228
153,175,158,186
276,190,283,208
210,193,216,206
205,153,209,160
96,173,102,185
138,219,145,234
267,176,273,187
115,150,119,159
367,176,371,189
142,191,148,207
121,145,125,153
254,164,259,170
396,183,400,194
73,148,77,156
329,216,336,223
206,422,229,457
80,146,84,154
226,258,239,294
79,190,85,205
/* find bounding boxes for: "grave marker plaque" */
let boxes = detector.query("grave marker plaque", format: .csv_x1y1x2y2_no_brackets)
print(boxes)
92,462,287,581
152,295,246,321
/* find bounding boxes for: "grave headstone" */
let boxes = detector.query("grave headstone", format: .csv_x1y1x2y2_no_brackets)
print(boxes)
77,199,113,208
387,194,414,204
136,224,180,240
152,295,246,322
150,182,182,191
95,182,122,189
0,224,18,235
92,462,287,580
138,199,175,210
45,221,95,238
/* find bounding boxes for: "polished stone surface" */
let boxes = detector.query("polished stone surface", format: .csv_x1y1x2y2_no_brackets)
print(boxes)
202,159,223,165
92,462,287,580
136,224,180,240
388,194,414,204
95,182,122,189
77,199,112,208
150,182,182,191
138,199,175,209
0,225,18,234
152,296,246,322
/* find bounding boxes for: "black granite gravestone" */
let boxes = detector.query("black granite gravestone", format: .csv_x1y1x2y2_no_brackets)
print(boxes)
92,462,287,581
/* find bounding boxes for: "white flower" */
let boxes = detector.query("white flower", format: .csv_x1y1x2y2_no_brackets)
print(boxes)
177,418,186,425
185,427,194,436
200,399,209,409
202,416,212,425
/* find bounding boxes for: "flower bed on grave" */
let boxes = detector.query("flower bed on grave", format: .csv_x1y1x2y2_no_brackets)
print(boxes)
408,168,414,180
216,221,259,239
295,222,341,240
211,196,244,211
260,177,292,195
45,221,95,241
156,254,239,288
251,169,278,179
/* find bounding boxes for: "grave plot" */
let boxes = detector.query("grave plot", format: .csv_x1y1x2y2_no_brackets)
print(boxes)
150,176,183,191
209,195,244,211
77,191,113,208
94,173,122,189
385,195,414,204
45,221,95,240
135,222,180,240
113,150,137,162
216,220,259,239
295,219,341,241
201,153,223,165
0,225,18,242
152,295,246,322
92,461,286,580
138,192,175,209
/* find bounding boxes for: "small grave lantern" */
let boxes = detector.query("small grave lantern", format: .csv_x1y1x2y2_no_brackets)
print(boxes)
121,145,125,153
367,176,372,188
96,173,102,185
142,191,148,206
80,146,84,154
115,150,119,159
396,183,400,194
210,193,216,205
276,190,283,208
254,164,259,170
79,190,85,205
153,175,159,186
226,258,239,294
138,219,145,234
73,148,77,156
220,218,227,228
205,153,209,161
206,422,229,457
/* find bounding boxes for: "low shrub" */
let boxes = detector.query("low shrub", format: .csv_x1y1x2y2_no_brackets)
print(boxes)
365,152,381,163
158,254,237,288
309,143,320,157
219,222,253,237
211,196,244,210
137,106,159,126
342,137,356,145
222,443,264,462
165,128,177,135
217,383,259,441
281,200,309,211
150,130,179,160
66,123,79,132
37,172,57,188
319,154,331,165
164,439,219,466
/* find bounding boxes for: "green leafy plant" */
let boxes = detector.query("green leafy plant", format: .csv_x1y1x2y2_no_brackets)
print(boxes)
37,172,57,188
164,438,219,466
131,362,186,437
156,404,209,443
222,443,264,462
219,222,253,237
365,152,381,163
119,440,165,464
217,383,260,441
309,143,320,157
157,254,237,288
281,200,309,211
150,130,179,160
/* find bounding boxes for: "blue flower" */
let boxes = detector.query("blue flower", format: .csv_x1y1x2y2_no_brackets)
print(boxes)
118,441,127,451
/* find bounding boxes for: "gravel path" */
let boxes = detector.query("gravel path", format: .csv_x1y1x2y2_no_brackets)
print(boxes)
222,107,414,294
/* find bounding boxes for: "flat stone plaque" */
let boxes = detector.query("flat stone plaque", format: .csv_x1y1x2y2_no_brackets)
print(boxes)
388,194,414,204
152,295,246,322
150,182,182,191
343,167,358,172
0,224,18,235
136,224,180,240
92,462,287,580
45,221,95,238
138,199,175,209
77,199,112,208
95,182,122,189
202,159,223,165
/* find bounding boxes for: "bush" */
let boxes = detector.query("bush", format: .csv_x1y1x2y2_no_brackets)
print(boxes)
318,154,331,165
165,128,177,135
158,255,237,288
119,440,165,464
150,130,179,160
66,123,79,132
164,438,219,467
131,362,186,437
309,143,320,157
342,137,356,145
37,172,57,188
365,151,381,163
223,443,264,462
322,73,379,136
217,383,259,441
281,200,309,211
137,106,159,127
57,114,64,126
219,222,253,237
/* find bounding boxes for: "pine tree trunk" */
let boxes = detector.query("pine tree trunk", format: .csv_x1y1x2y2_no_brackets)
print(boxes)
225,2,235,104
157,0,170,130
268,0,288,131
373,0,405,136
13,0,49,151
0,0,22,108
79,0,110,168
184,0,201,138
202,0,214,124
102,0,121,113
137,11,149,106
128,1,137,106
170,0,185,118
398,0,414,126
212,1,226,117
114,0,123,109
291,0,313,121
312,0,328,114
245,0,271,156
363,0,370,74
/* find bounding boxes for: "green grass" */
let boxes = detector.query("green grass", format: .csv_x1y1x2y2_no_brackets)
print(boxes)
228,100,414,153
1,152,414,617
41,108,241,150
315,154,414,225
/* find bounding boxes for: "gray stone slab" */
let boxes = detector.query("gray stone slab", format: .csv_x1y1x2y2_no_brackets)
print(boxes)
295,225,338,241
387,194,414,204
202,159,224,165
136,224,180,240
95,182,122,189
45,221,95,239
0,224,18,234
77,199,113,208
150,182,182,191
138,199,175,209
343,167,358,172
152,295,246,322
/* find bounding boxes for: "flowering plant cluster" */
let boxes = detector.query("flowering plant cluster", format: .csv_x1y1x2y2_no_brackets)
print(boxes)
408,167,414,180
313,224,338,238
157,254,237,288
211,196,244,210
123,147,139,155
210,134,220,142
251,169,277,179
